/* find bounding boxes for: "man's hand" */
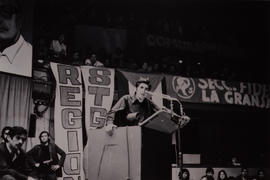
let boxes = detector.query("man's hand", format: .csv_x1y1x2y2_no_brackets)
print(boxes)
43,159,52,165
51,165,60,171
104,124,117,136
179,115,191,128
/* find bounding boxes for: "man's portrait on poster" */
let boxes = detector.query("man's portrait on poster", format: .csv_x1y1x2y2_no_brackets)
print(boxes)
0,0,32,77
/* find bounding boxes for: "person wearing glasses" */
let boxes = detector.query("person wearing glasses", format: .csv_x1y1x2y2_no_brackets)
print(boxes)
0,0,32,77
0,126,37,180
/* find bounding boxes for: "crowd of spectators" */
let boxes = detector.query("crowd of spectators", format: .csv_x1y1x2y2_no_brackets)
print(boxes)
178,167,267,180
32,2,267,83
33,32,238,82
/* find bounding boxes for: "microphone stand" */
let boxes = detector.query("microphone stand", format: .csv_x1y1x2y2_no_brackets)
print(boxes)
169,98,184,179
177,119,183,179
146,91,185,176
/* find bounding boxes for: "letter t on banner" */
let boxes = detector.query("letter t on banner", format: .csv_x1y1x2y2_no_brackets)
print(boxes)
50,62,85,180
81,66,115,130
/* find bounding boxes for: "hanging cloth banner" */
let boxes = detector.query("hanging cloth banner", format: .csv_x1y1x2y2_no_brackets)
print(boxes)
166,75,270,109
81,66,115,129
51,62,85,180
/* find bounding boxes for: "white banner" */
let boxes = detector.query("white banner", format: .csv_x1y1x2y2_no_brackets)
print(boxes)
81,66,115,129
51,62,85,180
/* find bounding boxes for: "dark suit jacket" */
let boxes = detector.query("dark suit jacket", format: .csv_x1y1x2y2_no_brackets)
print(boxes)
27,142,66,177
0,142,32,180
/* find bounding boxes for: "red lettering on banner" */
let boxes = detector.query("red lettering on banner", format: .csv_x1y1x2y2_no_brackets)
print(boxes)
89,107,107,128
67,131,79,152
85,68,113,128
88,86,110,106
63,153,81,175
51,63,84,179
62,108,82,129
89,68,111,85
60,86,81,106
58,64,81,85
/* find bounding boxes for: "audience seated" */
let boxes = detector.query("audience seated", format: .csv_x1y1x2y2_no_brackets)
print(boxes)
218,170,228,180
201,167,215,180
256,169,266,180
235,167,250,180
49,33,67,63
0,126,37,180
178,168,190,180
70,50,82,66
84,53,104,67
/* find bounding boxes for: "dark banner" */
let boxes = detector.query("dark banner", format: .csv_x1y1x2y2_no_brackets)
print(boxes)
166,75,270,109
145,34,243,58
74,25,127,54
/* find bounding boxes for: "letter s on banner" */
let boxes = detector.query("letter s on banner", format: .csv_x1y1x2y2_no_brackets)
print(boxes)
81,66,115,130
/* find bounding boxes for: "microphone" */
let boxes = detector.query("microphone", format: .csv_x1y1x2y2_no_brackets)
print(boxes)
145,91,179,101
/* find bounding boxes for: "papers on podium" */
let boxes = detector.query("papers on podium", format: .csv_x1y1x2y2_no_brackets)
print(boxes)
139,109,179,134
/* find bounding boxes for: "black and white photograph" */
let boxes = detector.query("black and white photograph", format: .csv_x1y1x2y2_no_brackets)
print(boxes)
0,0,269,180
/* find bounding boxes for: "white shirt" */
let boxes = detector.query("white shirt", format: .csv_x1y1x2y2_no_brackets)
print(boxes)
49,40,67,56
85,58,104,67
0,35,32,77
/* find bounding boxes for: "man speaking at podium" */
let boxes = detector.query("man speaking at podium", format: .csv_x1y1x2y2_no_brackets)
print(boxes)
91,77,190,180
105,77,161,133
105,76,191,134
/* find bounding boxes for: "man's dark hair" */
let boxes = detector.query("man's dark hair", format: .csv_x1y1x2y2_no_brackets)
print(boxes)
1,126,12,139
39,131,50,143
206,167,214,174
135,77,151,90
0,0,22,14
8,126,27,138
179,169,190,180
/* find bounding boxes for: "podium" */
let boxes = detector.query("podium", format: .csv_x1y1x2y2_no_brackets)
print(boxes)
83,127,141,180
83,110,177,180
139,109,179,134
84,126,173,180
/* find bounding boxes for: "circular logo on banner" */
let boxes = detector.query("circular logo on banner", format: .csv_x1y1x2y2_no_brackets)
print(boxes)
172,76,195,99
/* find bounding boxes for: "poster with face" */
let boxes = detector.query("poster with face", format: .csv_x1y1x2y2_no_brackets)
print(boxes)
0,0,33,77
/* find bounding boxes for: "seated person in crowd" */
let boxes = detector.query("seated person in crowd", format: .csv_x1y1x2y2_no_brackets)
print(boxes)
257,169,266,180
27,131,66,180
235,167,250,180
201,167,215,180
84,53,104,67
0,126,37,180
1,126,12,143
49,33,67,62
218,169,229,180
179,168,190,180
